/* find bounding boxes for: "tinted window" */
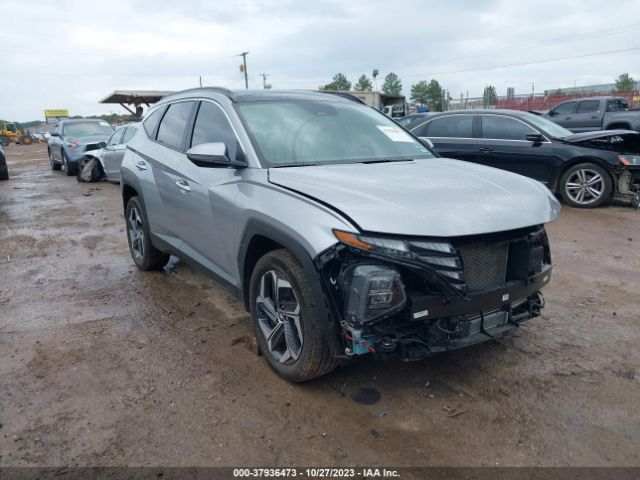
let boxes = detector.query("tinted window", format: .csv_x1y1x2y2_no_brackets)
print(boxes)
156,102,195,150
481,115,537,140
577,100,600,113
553,102,577,115
122,126,137,144
191,102,245,162
108,128,125,146
607,99,629,112
424,115,473,138
143,107,165,137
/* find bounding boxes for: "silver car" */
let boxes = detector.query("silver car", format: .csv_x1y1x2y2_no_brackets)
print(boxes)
121,88,560,382
78,123,139,182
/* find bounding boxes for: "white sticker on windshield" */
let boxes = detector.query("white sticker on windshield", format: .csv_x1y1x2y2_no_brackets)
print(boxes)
99,121,109,126
377,125,413,142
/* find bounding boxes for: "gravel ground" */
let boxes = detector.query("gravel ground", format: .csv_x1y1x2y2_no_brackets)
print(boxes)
1,143,639,467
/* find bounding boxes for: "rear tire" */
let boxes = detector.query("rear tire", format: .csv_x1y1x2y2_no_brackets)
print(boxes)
249,249,338,382
125,196,170,271
0,163,8,181
21,135,33,145
50,149,61,170
559,162,612,208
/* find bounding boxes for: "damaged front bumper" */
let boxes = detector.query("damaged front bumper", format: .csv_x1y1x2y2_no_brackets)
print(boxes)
614,167,640,207
315,226,552,361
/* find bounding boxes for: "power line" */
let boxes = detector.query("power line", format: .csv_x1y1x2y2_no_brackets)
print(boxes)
400,46,640,78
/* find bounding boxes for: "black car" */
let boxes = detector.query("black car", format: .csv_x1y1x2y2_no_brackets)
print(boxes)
0,145,8,180
409,110,640,208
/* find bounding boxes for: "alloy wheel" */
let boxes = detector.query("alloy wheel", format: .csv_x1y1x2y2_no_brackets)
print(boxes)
127,207,145,260
256,270,303,364
565,168,604,205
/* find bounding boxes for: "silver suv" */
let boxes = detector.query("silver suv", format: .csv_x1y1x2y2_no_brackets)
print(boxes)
121,88,560,382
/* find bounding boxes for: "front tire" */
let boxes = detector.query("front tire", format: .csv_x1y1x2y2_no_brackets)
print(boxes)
125,196,170,271
62,151,78,176
249,249,338,382
559,162,612,208
76,157,103,182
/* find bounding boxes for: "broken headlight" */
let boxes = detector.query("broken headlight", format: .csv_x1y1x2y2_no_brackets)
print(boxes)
341,264,407,327
619,155,640,166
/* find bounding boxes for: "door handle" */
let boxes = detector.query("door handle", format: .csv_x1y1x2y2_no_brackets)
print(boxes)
479,147,494,152
590,115,599,119
564,116,572,120
175,179,191,192
135,160,147,171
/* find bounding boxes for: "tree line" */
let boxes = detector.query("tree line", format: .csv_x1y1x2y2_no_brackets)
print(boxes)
322,72,638,112
323,72,447,111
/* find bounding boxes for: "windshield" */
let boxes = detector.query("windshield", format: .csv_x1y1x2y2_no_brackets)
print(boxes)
521,112,572,138
63,121,114,138
237,100,434,167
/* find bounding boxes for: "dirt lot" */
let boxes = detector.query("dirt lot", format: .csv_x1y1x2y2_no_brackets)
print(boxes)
0,143,639,467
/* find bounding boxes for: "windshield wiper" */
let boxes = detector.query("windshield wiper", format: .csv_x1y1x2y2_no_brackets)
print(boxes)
272,163,320,168
358,158,414,164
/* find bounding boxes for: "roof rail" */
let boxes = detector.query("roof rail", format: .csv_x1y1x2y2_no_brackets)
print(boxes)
161,86,237,102
317,90,366,105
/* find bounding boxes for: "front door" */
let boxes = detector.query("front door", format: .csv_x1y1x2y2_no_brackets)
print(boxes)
171,100,247,284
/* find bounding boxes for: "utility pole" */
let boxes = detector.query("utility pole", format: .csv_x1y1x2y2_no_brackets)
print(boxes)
238,52,249,89
260,73,270,89
199,76,202,87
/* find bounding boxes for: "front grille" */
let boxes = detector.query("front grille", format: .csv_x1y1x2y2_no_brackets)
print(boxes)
405,227,549,296
458,242,509,292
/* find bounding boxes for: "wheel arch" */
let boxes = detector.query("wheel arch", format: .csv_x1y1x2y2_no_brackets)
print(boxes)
552,156,617,193
237,219,343,356
605,122,632,130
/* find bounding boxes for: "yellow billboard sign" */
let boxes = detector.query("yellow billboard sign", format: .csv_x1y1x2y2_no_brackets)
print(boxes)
44,109,69,118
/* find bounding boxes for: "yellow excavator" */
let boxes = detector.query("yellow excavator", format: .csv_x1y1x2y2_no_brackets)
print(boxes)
0,121,33,146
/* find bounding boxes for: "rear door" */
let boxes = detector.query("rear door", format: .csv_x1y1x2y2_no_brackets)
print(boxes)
136,101,197,247
170,100,246,284
476,114,558,186
569,100,603,132
411,114,477,162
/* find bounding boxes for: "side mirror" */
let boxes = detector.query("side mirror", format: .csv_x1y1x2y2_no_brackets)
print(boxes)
97,141,107,149
51,132,60,137
525,133,544,143
548,110,558,117
186,142,246,168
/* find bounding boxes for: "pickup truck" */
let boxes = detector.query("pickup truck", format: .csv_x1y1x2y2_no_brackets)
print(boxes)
540,96,640,133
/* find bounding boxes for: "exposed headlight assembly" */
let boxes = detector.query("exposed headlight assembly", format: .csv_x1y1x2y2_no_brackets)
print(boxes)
619,155,640,166
340,264,407,327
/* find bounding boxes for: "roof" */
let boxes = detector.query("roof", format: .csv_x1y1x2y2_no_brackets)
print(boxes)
159,88,364,104
424,109,541,116
99,90,174,105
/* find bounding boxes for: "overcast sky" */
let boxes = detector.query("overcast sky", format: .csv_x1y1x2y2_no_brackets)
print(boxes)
2,0,640,121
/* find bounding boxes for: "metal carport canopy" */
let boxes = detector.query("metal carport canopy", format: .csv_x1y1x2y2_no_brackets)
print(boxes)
99,90,173,116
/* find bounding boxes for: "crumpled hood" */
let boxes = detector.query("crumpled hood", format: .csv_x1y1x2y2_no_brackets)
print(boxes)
269,158,560,237
562,129,639,143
